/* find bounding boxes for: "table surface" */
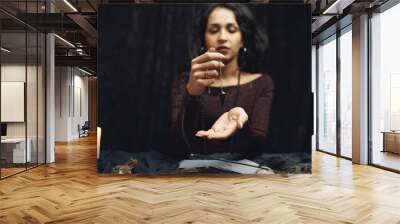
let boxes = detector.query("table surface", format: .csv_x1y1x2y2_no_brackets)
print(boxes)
381,131,400,134
1,138,28,144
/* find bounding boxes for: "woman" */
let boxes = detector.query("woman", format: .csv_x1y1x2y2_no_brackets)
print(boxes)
171,3,274,157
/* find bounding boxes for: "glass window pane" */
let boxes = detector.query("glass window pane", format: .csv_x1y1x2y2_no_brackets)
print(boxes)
27,31,38,169
340,29,352,158
38,32,45,165
1,30,28,177
318,37,337,154
0,1,46,179
371,3,400,171
312,45,317,150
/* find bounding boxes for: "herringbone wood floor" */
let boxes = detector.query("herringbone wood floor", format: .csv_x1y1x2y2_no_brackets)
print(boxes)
1,135,400,224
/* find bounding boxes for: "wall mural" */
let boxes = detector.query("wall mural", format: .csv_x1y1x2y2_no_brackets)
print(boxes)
98,3,312,175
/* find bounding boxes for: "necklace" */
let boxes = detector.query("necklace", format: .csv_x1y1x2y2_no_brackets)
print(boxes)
206,68,240,106
218,68,241,107
219,64,226,106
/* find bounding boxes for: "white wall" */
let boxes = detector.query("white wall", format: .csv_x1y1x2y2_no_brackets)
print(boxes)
1,65,40,137
55,67,89,141
1,65,27,141
72,72,89,138
1,64,45,163
55,66,70,141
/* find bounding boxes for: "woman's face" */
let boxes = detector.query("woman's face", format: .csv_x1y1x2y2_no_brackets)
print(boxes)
205,7,243,63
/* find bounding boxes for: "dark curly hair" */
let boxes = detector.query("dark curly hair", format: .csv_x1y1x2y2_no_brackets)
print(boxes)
189,3,268,72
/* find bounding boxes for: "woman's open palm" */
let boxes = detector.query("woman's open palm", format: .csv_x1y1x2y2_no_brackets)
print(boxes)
196,107,248,140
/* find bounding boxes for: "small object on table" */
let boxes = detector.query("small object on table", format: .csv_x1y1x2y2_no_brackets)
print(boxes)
112,159,138,174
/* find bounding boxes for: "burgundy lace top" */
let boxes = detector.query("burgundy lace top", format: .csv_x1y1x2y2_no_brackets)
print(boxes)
171,73,274,155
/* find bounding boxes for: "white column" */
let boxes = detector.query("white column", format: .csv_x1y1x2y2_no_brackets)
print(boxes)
46,1,55,163
352,14,369,164
312,45,317,151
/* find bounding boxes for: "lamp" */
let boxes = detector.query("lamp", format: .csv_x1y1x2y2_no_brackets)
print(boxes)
322,0,354,15
54,34,75,48
63,0,78,12
1,47,11,53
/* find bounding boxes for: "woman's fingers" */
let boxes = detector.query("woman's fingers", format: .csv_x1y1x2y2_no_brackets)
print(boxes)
192,60,225,73
196,129,214,138
196,125,237,140
192,50,225,64
193,69,219,80
237,118,247,129
187,47,225,96
195,130,206,137
196,129,218,139
230,114,244,129
229,107,248,129
235,113,247,129
207,128,236,140
239,112,248,128
196,109,243,140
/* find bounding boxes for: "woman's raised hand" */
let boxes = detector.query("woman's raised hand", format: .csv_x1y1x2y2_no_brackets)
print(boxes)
195,107,248,140
186,47,225,96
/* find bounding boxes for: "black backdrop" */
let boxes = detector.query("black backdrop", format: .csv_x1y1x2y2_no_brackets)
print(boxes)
98,3,312,155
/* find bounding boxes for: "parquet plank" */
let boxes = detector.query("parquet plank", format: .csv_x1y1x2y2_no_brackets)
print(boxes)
0,135,399,223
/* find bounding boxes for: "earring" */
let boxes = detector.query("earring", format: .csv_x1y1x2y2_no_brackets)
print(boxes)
242,46,247,53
